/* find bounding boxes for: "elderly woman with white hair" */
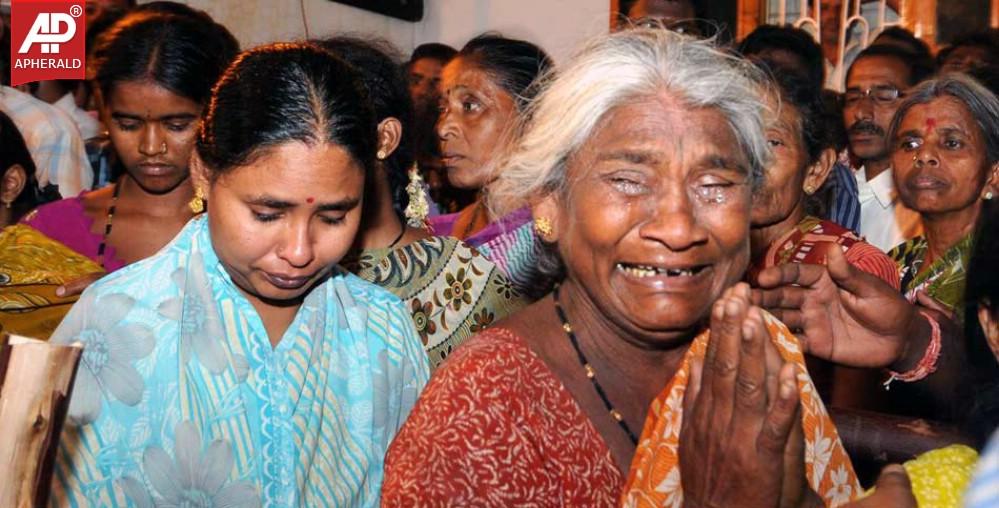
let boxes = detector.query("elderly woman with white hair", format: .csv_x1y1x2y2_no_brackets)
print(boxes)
382,29,871,506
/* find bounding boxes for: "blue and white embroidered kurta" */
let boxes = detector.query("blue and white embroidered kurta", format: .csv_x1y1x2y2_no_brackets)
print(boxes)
49,217,429,507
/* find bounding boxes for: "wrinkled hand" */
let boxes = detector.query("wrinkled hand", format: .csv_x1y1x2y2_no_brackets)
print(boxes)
56,272,104,298
752,246,915,368
680,283,808,508
844,465,917,508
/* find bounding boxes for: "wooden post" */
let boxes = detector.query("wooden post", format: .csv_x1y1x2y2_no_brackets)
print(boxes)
900,0,938,52
737,0,763,41
0,334,83,508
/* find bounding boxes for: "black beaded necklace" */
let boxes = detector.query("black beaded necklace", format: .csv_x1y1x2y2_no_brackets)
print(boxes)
552,286,639,445
96,179,122,269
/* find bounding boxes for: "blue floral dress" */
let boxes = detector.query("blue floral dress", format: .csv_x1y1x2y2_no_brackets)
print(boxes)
48,217,429,507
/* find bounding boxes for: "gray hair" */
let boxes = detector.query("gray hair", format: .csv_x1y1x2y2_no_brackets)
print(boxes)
488,28,772,217
887,73,999,166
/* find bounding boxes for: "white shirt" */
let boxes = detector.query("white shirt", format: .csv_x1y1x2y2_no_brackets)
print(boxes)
54,92,101,141
0,86,92,196
855,165,923,252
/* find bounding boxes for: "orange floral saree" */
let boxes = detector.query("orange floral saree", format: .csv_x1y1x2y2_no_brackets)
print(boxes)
623,311,861,507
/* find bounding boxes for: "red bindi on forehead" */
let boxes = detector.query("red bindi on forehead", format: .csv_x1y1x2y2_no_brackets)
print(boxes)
925,118,937,130
306,197,315,204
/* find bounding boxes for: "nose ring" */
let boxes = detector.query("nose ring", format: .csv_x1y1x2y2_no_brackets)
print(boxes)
157,142,168,155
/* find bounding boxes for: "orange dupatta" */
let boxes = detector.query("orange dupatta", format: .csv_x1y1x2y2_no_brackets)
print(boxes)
622,311,861,507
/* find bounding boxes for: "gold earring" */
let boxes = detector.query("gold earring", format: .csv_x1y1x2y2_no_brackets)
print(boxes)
2,200,10,209
804,184,815,195
188,187,205,213
986,191,995,201
534,217,553,238
377,149,387,160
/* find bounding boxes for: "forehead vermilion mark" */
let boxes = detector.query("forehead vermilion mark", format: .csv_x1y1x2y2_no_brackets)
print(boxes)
925,118,937,130
306,197,315,204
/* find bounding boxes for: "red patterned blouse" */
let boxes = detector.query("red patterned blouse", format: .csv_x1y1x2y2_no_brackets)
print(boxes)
381,327,625,506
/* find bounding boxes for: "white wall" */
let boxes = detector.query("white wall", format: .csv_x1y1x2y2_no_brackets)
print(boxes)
414,0,609,62
167,0,610,63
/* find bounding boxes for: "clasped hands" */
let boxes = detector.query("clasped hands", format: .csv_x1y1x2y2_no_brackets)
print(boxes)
679,279,916,507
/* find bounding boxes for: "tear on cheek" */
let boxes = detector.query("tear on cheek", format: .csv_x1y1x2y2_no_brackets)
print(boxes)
693,188,728,204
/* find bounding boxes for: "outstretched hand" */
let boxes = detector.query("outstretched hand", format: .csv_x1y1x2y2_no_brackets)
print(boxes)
56,272,104,298
680,283,810,508
751,246,916,369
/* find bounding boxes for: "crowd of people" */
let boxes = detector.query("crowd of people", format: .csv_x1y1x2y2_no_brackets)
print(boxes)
1,0,998,506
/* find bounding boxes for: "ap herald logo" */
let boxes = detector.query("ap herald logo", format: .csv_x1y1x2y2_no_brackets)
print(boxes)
10,0,86,86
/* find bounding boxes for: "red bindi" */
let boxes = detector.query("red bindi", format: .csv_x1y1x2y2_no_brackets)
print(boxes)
925,118,937,130
306,197,315,204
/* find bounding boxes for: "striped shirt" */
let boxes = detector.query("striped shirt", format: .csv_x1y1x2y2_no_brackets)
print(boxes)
826,159,862,233
966,430,999,507
0,86,92,197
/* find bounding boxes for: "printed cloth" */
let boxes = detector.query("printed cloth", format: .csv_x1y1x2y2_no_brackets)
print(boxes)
49,217,429,507
349,236,528,370
624,311,861,507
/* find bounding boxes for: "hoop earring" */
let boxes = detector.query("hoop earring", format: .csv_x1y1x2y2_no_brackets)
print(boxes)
188,187,205,214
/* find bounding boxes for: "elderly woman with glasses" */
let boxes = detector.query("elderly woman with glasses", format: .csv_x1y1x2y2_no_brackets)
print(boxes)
887,75,999,321
382,29,864,507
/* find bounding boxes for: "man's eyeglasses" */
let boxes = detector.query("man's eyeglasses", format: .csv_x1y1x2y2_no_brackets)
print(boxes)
843,86,904,106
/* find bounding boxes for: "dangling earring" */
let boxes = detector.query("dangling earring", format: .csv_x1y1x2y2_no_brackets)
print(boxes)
534,217,553,239
2,199,10,209
404,163,431,229
189,187,205,213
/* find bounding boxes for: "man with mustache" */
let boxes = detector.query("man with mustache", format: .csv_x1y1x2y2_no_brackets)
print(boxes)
843,44,932,251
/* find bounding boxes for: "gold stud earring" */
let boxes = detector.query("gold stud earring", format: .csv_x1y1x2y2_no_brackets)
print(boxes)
534,217,553,238
188,187,205,213
804,184,815,195
377,149,387,160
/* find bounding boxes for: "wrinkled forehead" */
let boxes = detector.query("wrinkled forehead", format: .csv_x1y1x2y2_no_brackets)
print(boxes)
846,55,912,89
899,96,981,135
568,95,749,178
441,57,496,89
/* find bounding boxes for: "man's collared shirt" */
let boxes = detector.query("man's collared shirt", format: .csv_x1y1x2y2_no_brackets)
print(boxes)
1,86,92,197
856,165,922,252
